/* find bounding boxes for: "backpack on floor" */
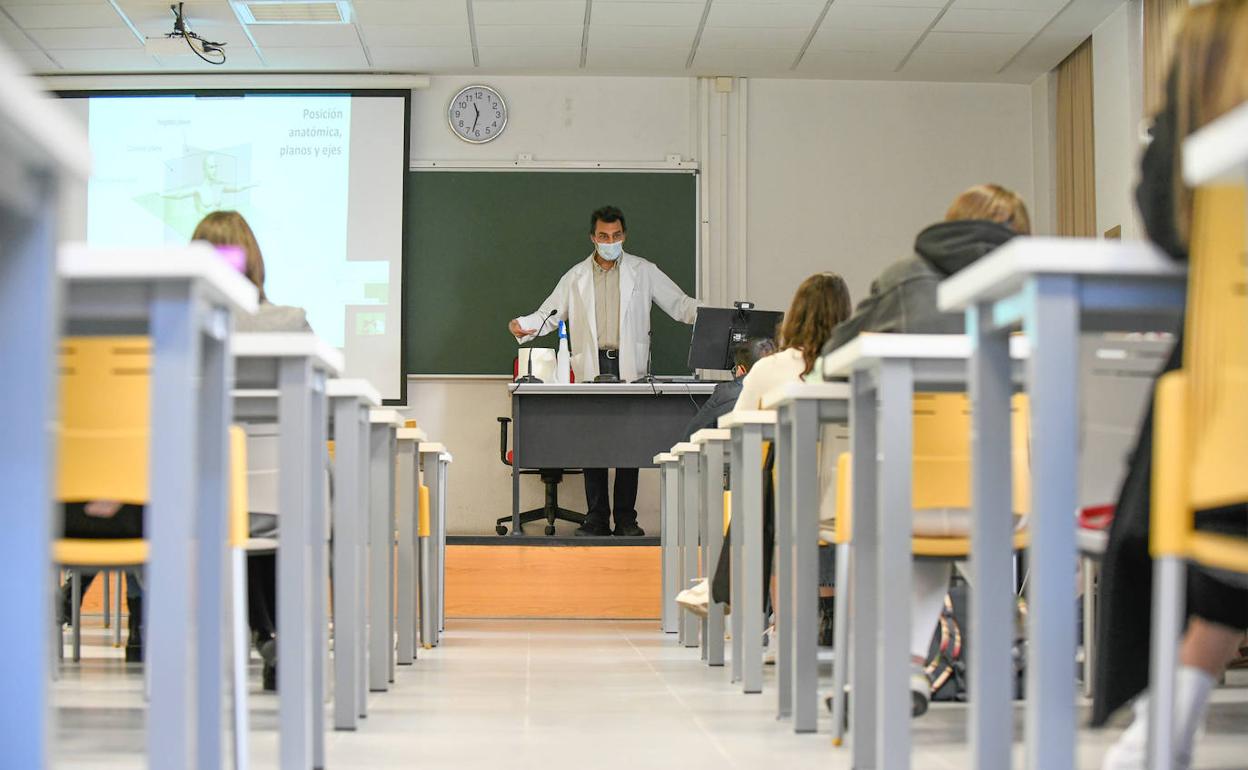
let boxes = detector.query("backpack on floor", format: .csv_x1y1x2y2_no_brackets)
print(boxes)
924,581,1027,702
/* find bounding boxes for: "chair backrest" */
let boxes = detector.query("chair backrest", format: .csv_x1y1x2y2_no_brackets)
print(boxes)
229,425,250,548
912,392,1030,514
1183,185,1248,510
57,337,150,504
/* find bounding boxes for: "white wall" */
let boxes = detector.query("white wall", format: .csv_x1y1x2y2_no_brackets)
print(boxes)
406,74,1038,535
1092,0,1145,239
745,79,1037,309
1031,72,1058,236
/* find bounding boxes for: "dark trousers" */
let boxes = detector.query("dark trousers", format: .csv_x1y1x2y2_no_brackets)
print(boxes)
584,468,640,528
248,553,277,640
59,503,145,652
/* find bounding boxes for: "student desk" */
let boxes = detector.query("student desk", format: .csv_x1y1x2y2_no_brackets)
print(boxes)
326,379,381,731
232,332,342,770
691,428,732,668
418,442,452,648
717,409,775,695
1,57,89,769
655,452,681,634
394,427,425,666
61,244,258,770
824,333,1028,770
938,237,1184,770
505,382,714,535
761,382,849,733
367,409,403,692
672,441,702,648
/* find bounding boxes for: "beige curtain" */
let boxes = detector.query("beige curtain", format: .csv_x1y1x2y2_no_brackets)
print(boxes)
1056,38,1097,238
1144,0,1187,116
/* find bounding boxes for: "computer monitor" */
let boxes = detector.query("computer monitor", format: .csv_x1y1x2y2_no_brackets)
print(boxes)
687,304,784,371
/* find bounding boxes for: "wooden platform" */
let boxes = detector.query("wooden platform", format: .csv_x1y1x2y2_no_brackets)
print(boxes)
445,544,661,619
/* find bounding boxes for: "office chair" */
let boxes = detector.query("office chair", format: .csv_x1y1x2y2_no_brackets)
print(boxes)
495,416,587,536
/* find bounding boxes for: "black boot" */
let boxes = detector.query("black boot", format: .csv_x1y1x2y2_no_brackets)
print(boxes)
124,594,143,663
259,638,277,692
818,596,836,647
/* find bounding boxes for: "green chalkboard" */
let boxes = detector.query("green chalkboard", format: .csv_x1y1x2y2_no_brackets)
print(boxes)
404,171,697,375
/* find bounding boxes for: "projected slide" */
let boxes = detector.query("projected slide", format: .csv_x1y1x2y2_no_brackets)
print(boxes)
86,95,388,349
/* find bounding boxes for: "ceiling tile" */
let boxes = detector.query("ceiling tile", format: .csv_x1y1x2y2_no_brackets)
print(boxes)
586,46,687,70
119,2,253,47
359,24,470,47
50,47,157,70
27,26,140,49
954,0,1066,10
591,2,705,27
936,8,1054,34
247,24,362,48
475,24,584,46
809,28,923,54
471,1,586,26
260,46,371,68
690,47,794,74
698,26,808,49
14,47,58,71
921,30,1029,57
901,48,1008,77
821,5,941,31
587,24,694,48
156,46,265,70
836,0,944,6
4,3,126,29
797,49,903,76
352,0,469,26
369,45,476,69
476,45,581,68
0,11,35,49
706,3,823,27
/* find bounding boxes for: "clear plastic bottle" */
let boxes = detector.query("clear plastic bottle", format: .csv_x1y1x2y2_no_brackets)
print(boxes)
555,320,571,383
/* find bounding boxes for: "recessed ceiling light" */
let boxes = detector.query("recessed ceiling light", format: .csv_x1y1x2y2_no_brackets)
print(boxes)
230,1,353,25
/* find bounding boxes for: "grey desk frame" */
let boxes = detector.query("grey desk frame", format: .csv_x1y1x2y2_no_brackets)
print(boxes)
232,333,342,770
938,238,1185,770
673,443,701,648
693,430,731,668
326,380,380,731
395,429,422,665
418,443,450,648
719,410,775,695
655,453,681,634
62,245,257,770
766,382,850,733
368,410,402,692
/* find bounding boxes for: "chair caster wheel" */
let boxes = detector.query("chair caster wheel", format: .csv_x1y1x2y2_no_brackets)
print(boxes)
544,525,556,536
496,525,508,536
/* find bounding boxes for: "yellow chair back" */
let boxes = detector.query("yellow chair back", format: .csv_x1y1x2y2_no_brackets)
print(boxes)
56,337,150,504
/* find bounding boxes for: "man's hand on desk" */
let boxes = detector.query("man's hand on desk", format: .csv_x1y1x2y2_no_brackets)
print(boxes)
508,318,537,338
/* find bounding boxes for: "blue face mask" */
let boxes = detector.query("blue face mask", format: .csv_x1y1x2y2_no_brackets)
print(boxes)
596,241,623,261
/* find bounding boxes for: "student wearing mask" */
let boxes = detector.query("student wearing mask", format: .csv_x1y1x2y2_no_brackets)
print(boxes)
823,183,1031,716
1093,4,1248,767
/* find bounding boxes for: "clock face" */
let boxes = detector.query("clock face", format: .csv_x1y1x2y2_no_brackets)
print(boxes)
448,85,507,144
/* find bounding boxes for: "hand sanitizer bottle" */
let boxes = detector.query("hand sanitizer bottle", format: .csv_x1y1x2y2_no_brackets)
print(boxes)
555,321,571,383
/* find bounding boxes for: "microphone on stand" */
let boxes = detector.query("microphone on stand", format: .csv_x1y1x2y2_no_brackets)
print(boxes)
516,309,558,384
632,330,657,383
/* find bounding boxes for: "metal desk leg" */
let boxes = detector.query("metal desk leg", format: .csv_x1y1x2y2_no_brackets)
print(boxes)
419,514,434,651
730,431,745,684
114,572,124,647
412,444,422,649
146,284,203,769
1022,276,1080,770
850,372,879,770
741,425,764,694
277,357,315,770
703,443,726,667
356,414,370,716
1082,557,1096,698
102,570,111,629
875,361,915,770
791,401,821,733
661,464,679,634
968,303,1016,769
331,400,361,730
194,311,231,770
698,452,710,662
0,203,58,769
368,424,394,692
308,375,328,770
437,457,447,635
679,453,700,648
775,411,794,718
395,443,416,665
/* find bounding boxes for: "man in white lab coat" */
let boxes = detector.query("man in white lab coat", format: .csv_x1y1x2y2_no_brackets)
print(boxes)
509,205,699,536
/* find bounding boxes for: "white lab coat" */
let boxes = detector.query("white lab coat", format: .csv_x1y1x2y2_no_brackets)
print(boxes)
513,252,699,381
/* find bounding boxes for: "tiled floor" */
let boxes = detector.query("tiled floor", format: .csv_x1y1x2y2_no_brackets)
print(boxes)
54,618,1248,769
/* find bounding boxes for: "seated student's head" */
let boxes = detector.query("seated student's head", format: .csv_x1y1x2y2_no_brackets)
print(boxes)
732,338,777,378
192,210,268,302
779,273,853,375
944,183,1031,235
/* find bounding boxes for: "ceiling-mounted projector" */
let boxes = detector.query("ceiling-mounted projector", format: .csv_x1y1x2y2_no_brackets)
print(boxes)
145,2,227,65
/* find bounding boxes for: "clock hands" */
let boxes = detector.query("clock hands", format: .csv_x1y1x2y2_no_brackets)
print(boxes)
471,102,480,132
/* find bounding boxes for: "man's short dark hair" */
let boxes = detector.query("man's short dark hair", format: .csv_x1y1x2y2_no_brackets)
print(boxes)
733,337,776,372
590,205,627,234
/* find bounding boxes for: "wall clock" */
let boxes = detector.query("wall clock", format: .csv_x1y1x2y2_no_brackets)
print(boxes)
448,84,507,144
